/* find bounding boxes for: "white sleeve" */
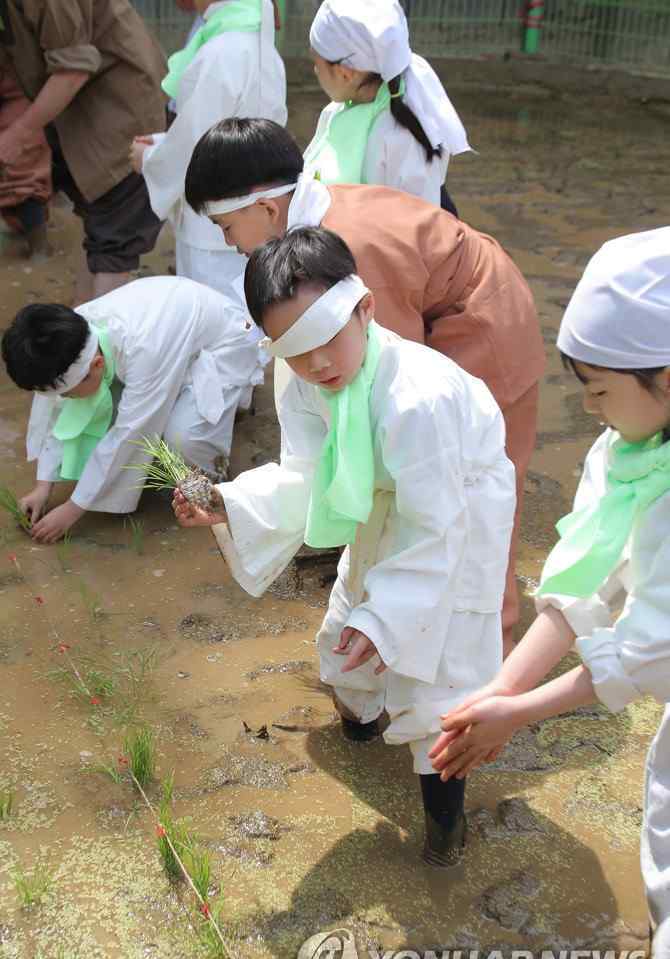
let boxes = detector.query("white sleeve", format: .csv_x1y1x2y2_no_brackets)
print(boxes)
364,115,449,205
577,493,670,713
37,434,64,482
346,398,471,683
536,430,623,637
71,296,210,514
141,44,248,221
211,380,327,597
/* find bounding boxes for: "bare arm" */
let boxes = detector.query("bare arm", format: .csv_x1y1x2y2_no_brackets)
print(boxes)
16,70,89,133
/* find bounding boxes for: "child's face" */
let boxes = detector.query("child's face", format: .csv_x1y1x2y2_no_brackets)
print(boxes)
310,50,361,103
575,361,670,443
211,198,286,257
263,283,374,391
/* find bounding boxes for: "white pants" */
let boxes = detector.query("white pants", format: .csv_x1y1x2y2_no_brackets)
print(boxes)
163,382,247,479
316,565,502,775
643,705,670,957
176,240,246,297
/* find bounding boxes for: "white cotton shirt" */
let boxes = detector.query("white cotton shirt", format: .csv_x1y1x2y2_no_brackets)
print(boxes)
142,5,287,251
304,102,449,205
213,326,516,684
537,428,670,712
27,277,264,513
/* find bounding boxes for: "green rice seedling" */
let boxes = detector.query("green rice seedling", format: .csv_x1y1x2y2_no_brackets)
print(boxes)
0,789,15,820
126,515,145,555
90,761,125,785
123,726,156,788
195,900,238,959
55,531,73,572
127,435,222,512
183,839,211,902
77,579,105,621
11,861,54,908
0,485,31,531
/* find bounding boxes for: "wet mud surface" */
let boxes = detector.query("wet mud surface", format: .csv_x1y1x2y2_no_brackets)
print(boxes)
0,76,668,957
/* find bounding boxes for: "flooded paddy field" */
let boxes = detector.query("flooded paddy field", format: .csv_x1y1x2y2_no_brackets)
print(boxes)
0,73,668,958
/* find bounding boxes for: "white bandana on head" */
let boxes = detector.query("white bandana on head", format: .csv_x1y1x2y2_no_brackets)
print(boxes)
557,227,670,370
40,327,99,395
260,274,370,358
310,0,471,155
205,182,297,217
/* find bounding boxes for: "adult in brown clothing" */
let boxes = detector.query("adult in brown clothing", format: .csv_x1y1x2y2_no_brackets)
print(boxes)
184,118,546,652
0,52,51,256
0,0,167,304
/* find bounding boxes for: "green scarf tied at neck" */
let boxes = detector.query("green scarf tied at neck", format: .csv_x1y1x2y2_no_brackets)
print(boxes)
162,0,262,100
52,327,115,481
304,79,405,186
537,431,670,598
305,322,382,549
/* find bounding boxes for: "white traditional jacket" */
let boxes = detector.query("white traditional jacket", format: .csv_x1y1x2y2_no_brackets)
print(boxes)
304,102,450,206
27,277,264,513
537,428,670,711
213,326,516,684
142,0,287,251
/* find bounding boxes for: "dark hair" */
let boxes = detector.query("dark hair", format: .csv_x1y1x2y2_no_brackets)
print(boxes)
244,226,357,328
185,118,304,214
560,352,666,394
330,63,441,163
1,303,89,391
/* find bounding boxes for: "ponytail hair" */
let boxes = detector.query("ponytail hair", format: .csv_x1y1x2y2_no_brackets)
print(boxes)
387,75,442,162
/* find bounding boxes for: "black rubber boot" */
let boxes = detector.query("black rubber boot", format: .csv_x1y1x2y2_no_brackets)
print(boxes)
340,716,381,742
420,773,467,868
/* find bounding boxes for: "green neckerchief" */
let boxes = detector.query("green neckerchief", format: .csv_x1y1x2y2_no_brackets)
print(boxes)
162,0,262,99
304,80,404,186
304,321,382,549
53,328,115,481
537,431,670,598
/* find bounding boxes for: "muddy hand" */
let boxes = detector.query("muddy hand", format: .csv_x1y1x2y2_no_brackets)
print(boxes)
172,489,225,528
335,627,387,675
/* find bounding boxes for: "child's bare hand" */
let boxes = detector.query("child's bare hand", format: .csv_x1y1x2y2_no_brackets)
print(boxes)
335,627,386,674
430,696,522,780
172,489,227,528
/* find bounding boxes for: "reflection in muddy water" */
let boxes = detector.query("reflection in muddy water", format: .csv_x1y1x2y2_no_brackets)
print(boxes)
0,77,667,957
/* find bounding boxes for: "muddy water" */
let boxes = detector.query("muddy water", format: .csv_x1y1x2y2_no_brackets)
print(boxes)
0,79,668,958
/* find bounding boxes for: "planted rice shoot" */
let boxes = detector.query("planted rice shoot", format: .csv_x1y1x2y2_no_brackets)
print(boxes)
11,861,54,908
0,789,15,820
183,839,212,902
126,515,145,555
77,579,105,621
124,726,157,788
56,531,73,571
0,485,31,531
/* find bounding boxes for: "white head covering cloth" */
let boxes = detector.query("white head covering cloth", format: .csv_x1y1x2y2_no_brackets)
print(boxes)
310,0,471,155
261,275,370,358
557,227,670,369
205,182,297,217
40,328,100,395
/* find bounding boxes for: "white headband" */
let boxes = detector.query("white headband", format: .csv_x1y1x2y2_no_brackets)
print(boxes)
41,328,100,395
557,227,670,369
260,275,369,358
205,182,297,217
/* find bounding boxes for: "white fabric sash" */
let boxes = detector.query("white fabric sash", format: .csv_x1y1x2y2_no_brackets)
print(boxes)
260,275,369,357
40,328,99,395
205,182,297,216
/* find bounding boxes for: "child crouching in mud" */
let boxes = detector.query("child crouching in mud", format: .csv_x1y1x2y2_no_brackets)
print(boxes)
173,226,515,867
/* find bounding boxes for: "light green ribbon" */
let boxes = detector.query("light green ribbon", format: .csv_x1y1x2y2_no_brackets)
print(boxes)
162,0,262,100
53,328,115,481
305,322,381,549
304,80,404,186
537,431,670,598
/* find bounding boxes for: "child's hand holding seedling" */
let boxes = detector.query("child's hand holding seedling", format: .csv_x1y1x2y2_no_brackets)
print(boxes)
19,481,52,524
172,489,227,528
